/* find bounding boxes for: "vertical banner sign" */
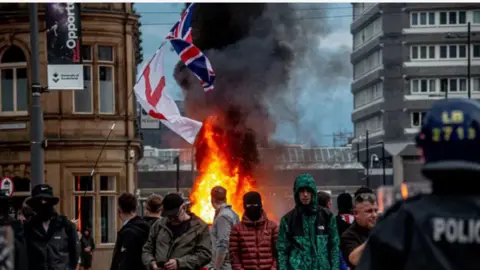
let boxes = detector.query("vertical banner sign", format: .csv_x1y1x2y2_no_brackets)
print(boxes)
46,3,84,90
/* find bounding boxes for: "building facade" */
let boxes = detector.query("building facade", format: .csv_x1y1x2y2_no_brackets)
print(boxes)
350,3,480,185
0,3,141,269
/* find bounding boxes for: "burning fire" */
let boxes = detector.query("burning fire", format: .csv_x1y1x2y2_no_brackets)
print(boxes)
189,116,256,224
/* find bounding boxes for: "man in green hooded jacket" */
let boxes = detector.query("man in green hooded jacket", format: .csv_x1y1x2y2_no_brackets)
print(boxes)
277,174,340,270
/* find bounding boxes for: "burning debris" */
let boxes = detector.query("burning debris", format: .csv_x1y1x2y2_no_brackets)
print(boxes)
190,107,258,223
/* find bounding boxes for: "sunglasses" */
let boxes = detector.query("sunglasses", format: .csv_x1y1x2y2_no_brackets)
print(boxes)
355,193,377,202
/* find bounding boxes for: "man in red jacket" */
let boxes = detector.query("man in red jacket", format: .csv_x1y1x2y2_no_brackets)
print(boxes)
229,191,279,270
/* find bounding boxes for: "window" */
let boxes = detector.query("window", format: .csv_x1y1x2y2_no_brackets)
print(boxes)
474,78,480,92
440,78,467,92
411,112,426,128
74,66,93,113
473,44,480,58
99,66,114,113
440,12,447,25
474,11,480,24
411,12,418,25
459,45,466,58
354,50,382,79
437,45,467,59
412,78,471,94
0,45,28,115
73,45,115,114
73,174,118,244
353,3,376,20
353,17,382,49
354,82,383,108
411,79,435,94
411,45,435,60
411,12,436,26
355,115,383,136
429,12,435,25
440,45,447,58
439,11,466,25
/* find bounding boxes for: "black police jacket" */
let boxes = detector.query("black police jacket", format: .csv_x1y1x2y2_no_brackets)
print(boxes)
110,216,150,270
24,214,78,270
357,194,480,270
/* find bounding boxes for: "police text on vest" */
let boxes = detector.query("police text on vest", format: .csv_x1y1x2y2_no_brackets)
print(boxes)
432,217,480,244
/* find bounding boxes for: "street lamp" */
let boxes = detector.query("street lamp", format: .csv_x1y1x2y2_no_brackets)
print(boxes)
174,155,180,193
373,141,386,186
356,130,370,187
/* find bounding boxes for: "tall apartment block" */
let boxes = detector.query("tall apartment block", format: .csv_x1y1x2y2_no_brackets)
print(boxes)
350,3,480,186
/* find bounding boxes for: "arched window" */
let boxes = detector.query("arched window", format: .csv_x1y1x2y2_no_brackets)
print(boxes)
0,45,28,115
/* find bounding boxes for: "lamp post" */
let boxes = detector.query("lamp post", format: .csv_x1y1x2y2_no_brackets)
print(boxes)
174,155,180,193
365,130,370,187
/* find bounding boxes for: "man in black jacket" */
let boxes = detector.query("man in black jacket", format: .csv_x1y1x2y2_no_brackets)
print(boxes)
24,184,78,270
110,192,150,270
0,189,28,270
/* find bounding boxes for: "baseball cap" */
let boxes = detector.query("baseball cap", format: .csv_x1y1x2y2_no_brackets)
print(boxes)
161,193,184,217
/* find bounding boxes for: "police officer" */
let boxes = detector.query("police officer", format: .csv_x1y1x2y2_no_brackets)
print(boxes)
357,99,480,270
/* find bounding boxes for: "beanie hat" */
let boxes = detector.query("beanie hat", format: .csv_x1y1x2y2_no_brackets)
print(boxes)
337,192,353,213
243,191,262,206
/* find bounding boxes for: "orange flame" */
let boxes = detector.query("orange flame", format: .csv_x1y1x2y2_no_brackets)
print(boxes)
189,116,256,224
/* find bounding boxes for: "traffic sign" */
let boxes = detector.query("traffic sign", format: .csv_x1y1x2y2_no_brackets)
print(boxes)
0,177,14,196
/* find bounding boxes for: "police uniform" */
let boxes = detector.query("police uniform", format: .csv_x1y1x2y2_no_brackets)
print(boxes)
357,99,480,270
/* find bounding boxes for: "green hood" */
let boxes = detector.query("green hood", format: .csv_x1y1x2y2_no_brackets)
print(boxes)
293,174,318,209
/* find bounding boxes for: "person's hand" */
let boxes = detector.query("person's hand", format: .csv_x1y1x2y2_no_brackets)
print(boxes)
164,259,178,270
151,262,159,270
84,247,91,252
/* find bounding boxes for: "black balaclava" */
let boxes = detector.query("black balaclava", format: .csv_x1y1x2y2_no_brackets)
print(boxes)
243,191,263,221
32,200,56,222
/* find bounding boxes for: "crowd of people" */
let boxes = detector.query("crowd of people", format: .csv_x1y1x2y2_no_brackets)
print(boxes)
0,173,379,270
3,98,480,270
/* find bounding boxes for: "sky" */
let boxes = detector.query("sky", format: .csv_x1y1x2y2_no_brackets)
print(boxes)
135,3,353,146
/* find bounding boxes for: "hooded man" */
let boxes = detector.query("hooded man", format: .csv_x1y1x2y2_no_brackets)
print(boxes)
229,191,279,270
24,184,78,270
277,174,340,270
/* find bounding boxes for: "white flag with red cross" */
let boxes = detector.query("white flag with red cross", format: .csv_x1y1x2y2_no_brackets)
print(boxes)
134,43,202,144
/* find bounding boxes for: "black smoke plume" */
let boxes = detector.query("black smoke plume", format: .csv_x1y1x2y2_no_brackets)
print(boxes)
174,3,350,148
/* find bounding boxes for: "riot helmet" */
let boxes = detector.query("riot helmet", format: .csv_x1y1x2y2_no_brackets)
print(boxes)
416,99,480,178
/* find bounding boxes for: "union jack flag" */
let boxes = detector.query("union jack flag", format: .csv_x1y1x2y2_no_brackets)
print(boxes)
166,3,194,43
171,38,215,92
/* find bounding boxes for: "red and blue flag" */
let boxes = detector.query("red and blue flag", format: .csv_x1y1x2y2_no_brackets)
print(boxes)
167,3,216,92
166,3,194,43
170,39,215,92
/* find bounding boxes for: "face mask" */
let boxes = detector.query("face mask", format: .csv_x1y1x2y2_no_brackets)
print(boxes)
245,206,262,221
34,203,55,221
